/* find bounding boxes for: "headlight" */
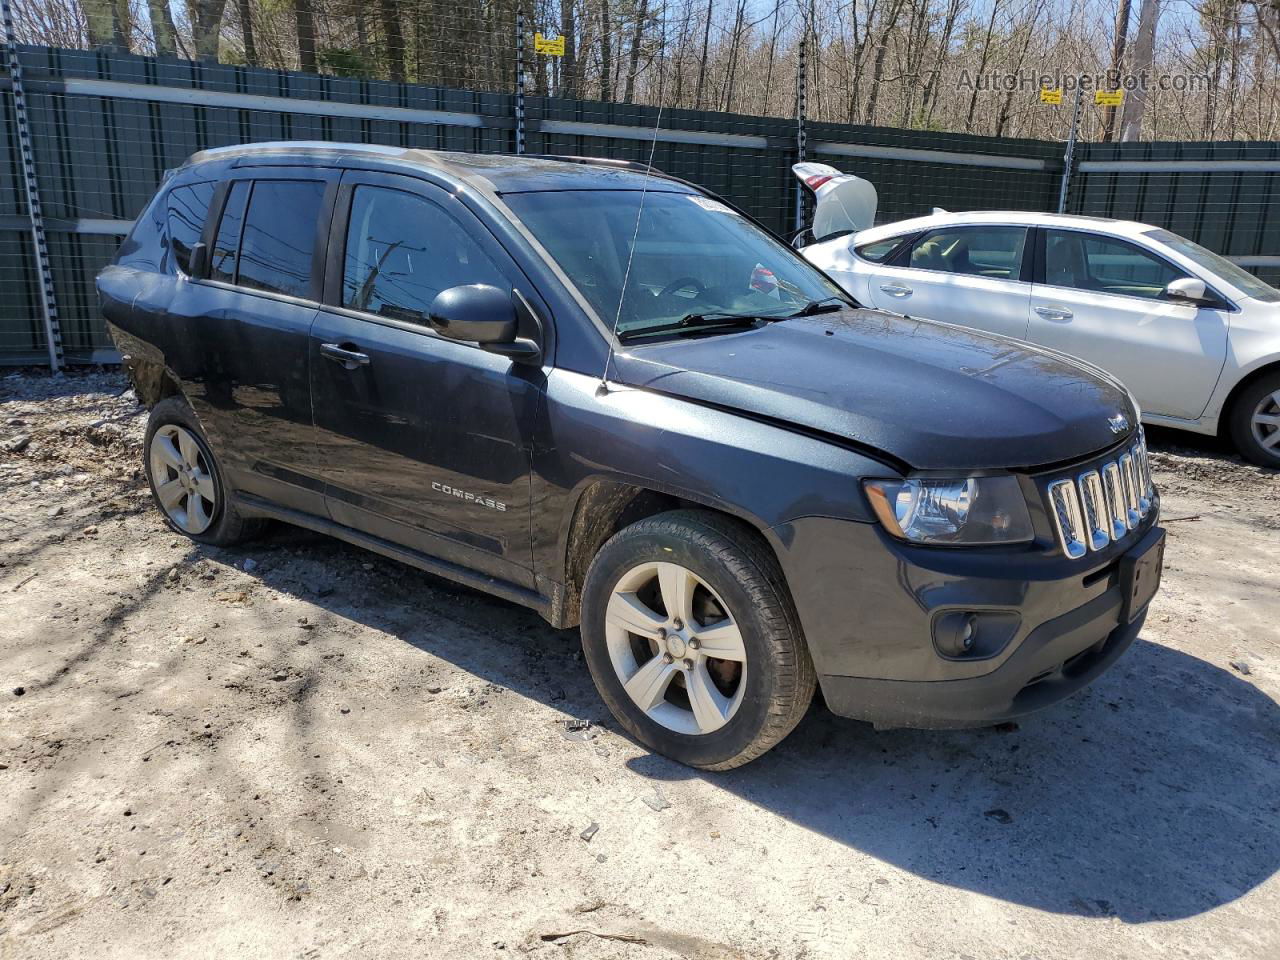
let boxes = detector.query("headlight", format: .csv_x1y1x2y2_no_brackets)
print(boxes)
863,476,1034,545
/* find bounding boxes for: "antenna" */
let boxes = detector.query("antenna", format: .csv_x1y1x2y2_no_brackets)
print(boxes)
598,94,666,393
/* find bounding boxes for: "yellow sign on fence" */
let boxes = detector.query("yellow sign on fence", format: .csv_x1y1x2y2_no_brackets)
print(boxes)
1039,89,1062,104
534,32,565,56
1095,90,1124,107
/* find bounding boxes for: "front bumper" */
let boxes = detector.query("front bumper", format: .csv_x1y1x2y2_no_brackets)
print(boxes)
773,510,1162,729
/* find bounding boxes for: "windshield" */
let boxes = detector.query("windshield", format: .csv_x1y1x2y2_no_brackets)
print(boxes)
1145,228,1280,303
503,190,849,336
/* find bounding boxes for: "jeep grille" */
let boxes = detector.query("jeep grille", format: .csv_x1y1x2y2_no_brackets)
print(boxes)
1047,432,1155,560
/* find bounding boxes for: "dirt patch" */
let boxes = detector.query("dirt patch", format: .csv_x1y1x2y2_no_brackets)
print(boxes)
2,369,1278,959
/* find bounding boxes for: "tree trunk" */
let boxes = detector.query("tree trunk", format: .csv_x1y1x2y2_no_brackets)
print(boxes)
191,0,229,61
1101,0,1131,141
560,0,578,97
599,0,613,100
623,0,648,103
380,0,406,82
236,0,256,64
864,42,887,125
693,0,712,109
81,0,117,48
1118,0,1161,141
146,0,179,55
294,0,317,72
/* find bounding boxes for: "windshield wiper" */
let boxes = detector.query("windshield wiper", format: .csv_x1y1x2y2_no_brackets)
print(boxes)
787,296,852,317
617,312,784,341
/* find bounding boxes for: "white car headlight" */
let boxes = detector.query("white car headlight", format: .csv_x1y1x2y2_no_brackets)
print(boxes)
863,476,1034,546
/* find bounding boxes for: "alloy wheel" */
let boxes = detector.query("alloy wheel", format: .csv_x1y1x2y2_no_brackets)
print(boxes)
1251,389,1280,454
604,561,747,736
149,423,217,535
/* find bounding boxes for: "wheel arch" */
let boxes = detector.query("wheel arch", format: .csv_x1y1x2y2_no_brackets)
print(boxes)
1217,358,1280,437
551,477,785,629
124,355,185,408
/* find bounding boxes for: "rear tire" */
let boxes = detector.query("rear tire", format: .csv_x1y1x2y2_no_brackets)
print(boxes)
143,396,265,546
580,509,816,770
1228,371,1280,469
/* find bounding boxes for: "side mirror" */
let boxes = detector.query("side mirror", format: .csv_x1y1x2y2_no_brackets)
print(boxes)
428,284,542,363
1163,277,1214,306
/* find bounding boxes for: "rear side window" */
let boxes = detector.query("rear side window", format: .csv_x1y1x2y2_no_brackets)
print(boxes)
166,181,216,275
236,180,325,299
209,181,249,284
907,226,1027,279
342,185,506,325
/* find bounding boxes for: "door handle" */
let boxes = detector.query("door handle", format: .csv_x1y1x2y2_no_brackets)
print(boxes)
880,283,912,297
1035,305,1073,321
320,342,371,370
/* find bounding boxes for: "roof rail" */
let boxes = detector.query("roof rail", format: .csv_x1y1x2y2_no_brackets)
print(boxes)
523,154,661,174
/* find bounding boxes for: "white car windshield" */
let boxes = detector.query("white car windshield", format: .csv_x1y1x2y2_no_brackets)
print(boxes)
504,190,849,336
1146,228,1280,303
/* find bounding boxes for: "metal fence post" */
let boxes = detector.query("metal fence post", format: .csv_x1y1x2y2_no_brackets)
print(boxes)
794,37,807,235
515,8,526,156
1057,81,1085,214
2,0,63,370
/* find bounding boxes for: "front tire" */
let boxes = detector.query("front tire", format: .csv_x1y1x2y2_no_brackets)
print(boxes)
580,510,816,770
1228,371,1280,468
143,396,264,546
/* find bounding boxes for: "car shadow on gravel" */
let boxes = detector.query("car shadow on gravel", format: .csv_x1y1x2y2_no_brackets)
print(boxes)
623,638,1280,924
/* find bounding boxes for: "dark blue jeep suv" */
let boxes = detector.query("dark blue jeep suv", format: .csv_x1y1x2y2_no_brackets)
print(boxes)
97,143,1164,768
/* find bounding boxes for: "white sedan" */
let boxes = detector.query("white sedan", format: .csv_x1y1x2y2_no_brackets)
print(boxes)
801,205,1280,467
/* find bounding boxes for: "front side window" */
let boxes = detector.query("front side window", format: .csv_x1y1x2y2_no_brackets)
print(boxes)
1046,230,1186,300
502,190,847,336
1145,228,1276,303
906,226,1027,279
166,181,216,275
236,180,325,299
342,186,506,325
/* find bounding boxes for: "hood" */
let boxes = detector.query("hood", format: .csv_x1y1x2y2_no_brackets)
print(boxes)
611,309,1137,471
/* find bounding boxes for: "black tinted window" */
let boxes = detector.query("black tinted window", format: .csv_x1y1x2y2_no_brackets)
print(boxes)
342,185,505,325
166,181,215,275
210,181,249,284
237,180,325,299
855,236,905,262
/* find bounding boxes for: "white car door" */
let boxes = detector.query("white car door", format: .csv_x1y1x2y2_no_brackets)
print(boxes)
867,225,1033,340
1028,229,1230,421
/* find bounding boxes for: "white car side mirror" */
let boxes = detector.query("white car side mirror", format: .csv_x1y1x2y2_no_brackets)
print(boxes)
1163,277,1211,305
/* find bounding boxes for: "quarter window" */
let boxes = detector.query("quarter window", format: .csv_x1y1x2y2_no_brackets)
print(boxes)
907,226,1027,279
1045,230,1187,300
166,181,216,275
236,180,326,299
209,181,249,284
855,237,905,263
342,185,506,325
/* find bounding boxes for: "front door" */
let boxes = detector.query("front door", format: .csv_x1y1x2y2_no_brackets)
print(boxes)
1027,229,1230,421
309,171,545,588
868,224,1032,340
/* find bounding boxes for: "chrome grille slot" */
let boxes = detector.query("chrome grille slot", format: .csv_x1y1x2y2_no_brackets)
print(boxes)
1047,437,1155,559
1118,452,1141,530
1076,471,1110,551
1100,462,1129,540
1047,479,1087,559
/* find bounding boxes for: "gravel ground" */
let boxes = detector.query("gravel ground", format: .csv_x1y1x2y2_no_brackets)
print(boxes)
1,368,1278,960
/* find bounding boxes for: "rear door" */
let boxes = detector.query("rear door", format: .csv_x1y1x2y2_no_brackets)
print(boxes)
309,170,545,588
868,224,1033,340
1027,228,1230,420
167,168,337,515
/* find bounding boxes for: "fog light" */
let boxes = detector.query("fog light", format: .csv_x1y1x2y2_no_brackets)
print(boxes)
935,612,979,657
